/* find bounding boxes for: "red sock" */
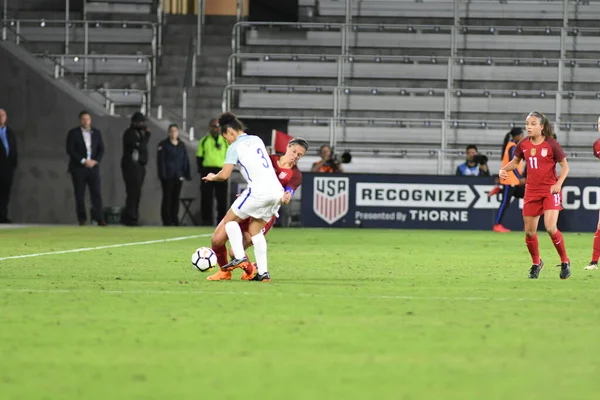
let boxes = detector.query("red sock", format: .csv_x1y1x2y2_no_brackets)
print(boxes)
525,234,541,265
592,230,600,263
212,244,228,268
550,230,569,263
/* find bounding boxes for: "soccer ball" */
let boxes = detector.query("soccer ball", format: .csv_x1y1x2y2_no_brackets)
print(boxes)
191,247,217,272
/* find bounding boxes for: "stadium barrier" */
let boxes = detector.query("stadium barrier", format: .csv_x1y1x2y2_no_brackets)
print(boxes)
300,173,600,232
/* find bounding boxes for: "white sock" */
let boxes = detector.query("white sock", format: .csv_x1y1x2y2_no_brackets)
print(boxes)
251,232,268,275
225,221,245,260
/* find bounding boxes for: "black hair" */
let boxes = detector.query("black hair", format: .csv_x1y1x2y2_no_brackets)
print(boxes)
528,110,554,138
289,137,309,151
466,144,478,152
168,124,178,131
501,127,524,160
79,110,90,118
208,118,218,127
218,112,246,134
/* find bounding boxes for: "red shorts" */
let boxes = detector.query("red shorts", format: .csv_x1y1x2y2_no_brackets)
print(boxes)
522,191,563,217
238,215,276,236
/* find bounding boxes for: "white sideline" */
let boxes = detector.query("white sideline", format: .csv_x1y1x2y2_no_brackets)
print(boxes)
0,288,577,303
0,233,212,261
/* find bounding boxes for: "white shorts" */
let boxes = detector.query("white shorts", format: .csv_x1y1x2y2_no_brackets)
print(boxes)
231,188,283,222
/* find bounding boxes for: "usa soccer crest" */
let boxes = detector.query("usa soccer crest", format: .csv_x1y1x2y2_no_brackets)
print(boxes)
541,148,548,157
313,177,349,225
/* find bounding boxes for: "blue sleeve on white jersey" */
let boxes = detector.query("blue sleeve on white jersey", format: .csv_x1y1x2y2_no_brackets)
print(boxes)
224,141,239,164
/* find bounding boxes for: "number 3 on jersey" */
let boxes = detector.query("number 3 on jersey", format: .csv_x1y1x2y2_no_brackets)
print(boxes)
257,148,270,168
529,156,538,169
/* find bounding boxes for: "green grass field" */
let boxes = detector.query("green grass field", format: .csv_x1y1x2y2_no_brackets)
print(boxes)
1,226,600,399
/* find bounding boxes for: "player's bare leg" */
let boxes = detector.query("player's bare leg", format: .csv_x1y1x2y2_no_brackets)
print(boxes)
585,211,600,270
524,215,544,279
544,209,570,279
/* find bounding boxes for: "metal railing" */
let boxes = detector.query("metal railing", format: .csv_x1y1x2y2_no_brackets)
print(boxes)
226,0,590,150
95,88,148,115
197,0,205,55
229,114,598,174
182,36,197,137
2,21,131,114
6,18,158,88
37,53,152,112
2,0,164,114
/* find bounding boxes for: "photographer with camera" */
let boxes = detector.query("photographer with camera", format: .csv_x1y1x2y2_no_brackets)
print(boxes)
311,144,345,173
455,144,490,177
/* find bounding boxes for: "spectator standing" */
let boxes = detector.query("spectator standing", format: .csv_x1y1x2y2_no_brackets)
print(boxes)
493,127,526,232
157,124,191,226
121,112,151,226
196,118,228,226
66,111,106,226
0,108,17,223
455,144,490,177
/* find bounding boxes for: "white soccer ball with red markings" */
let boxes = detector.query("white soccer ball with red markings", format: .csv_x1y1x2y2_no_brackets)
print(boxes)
191,247,217,272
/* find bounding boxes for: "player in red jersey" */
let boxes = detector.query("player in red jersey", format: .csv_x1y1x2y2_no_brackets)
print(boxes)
206,137,308,281
585,119,600,270
499,111,571,279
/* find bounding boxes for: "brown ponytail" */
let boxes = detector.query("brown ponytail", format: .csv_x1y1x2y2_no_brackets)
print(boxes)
528,111,554,138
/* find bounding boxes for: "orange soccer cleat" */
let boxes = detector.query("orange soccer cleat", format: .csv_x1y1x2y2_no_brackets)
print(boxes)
241,263,258,281
206,269,232,281
493,224,511,233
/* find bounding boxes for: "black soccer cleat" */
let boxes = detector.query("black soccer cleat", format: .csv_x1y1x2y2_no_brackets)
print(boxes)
251,272,272,282
220,256,250,272
559,260,571,280
528,259,544,279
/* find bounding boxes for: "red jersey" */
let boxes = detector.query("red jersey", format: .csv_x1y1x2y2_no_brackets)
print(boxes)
268,154,303,192
513,136,566,194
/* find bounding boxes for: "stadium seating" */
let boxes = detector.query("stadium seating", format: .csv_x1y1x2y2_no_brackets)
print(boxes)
316,0,600,21
84,0,154,15
5,18,157,112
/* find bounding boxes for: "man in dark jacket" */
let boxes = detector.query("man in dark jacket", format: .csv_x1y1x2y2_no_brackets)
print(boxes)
0,108,18,223
121,111,151,226
157,124,191,226
66,110,106,226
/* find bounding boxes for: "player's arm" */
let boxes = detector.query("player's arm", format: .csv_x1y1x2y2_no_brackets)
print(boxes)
499,155,521,179
556,158,569,186
551,141,569,193
281,169,303,204
509,146,522,179
203,144,238,182
286,169,303,196
203,163,234,182
499,141,523,179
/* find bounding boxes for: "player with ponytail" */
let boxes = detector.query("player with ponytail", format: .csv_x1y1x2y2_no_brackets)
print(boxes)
499,111,571,279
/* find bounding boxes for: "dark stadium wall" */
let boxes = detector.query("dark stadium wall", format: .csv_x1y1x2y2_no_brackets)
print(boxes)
10,0,78,12
0,41,201,225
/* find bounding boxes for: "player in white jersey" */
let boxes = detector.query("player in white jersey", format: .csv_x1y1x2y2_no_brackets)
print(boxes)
202,112,288,282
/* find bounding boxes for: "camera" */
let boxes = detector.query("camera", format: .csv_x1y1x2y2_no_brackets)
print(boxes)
324,148,352,171
473,154,488,165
